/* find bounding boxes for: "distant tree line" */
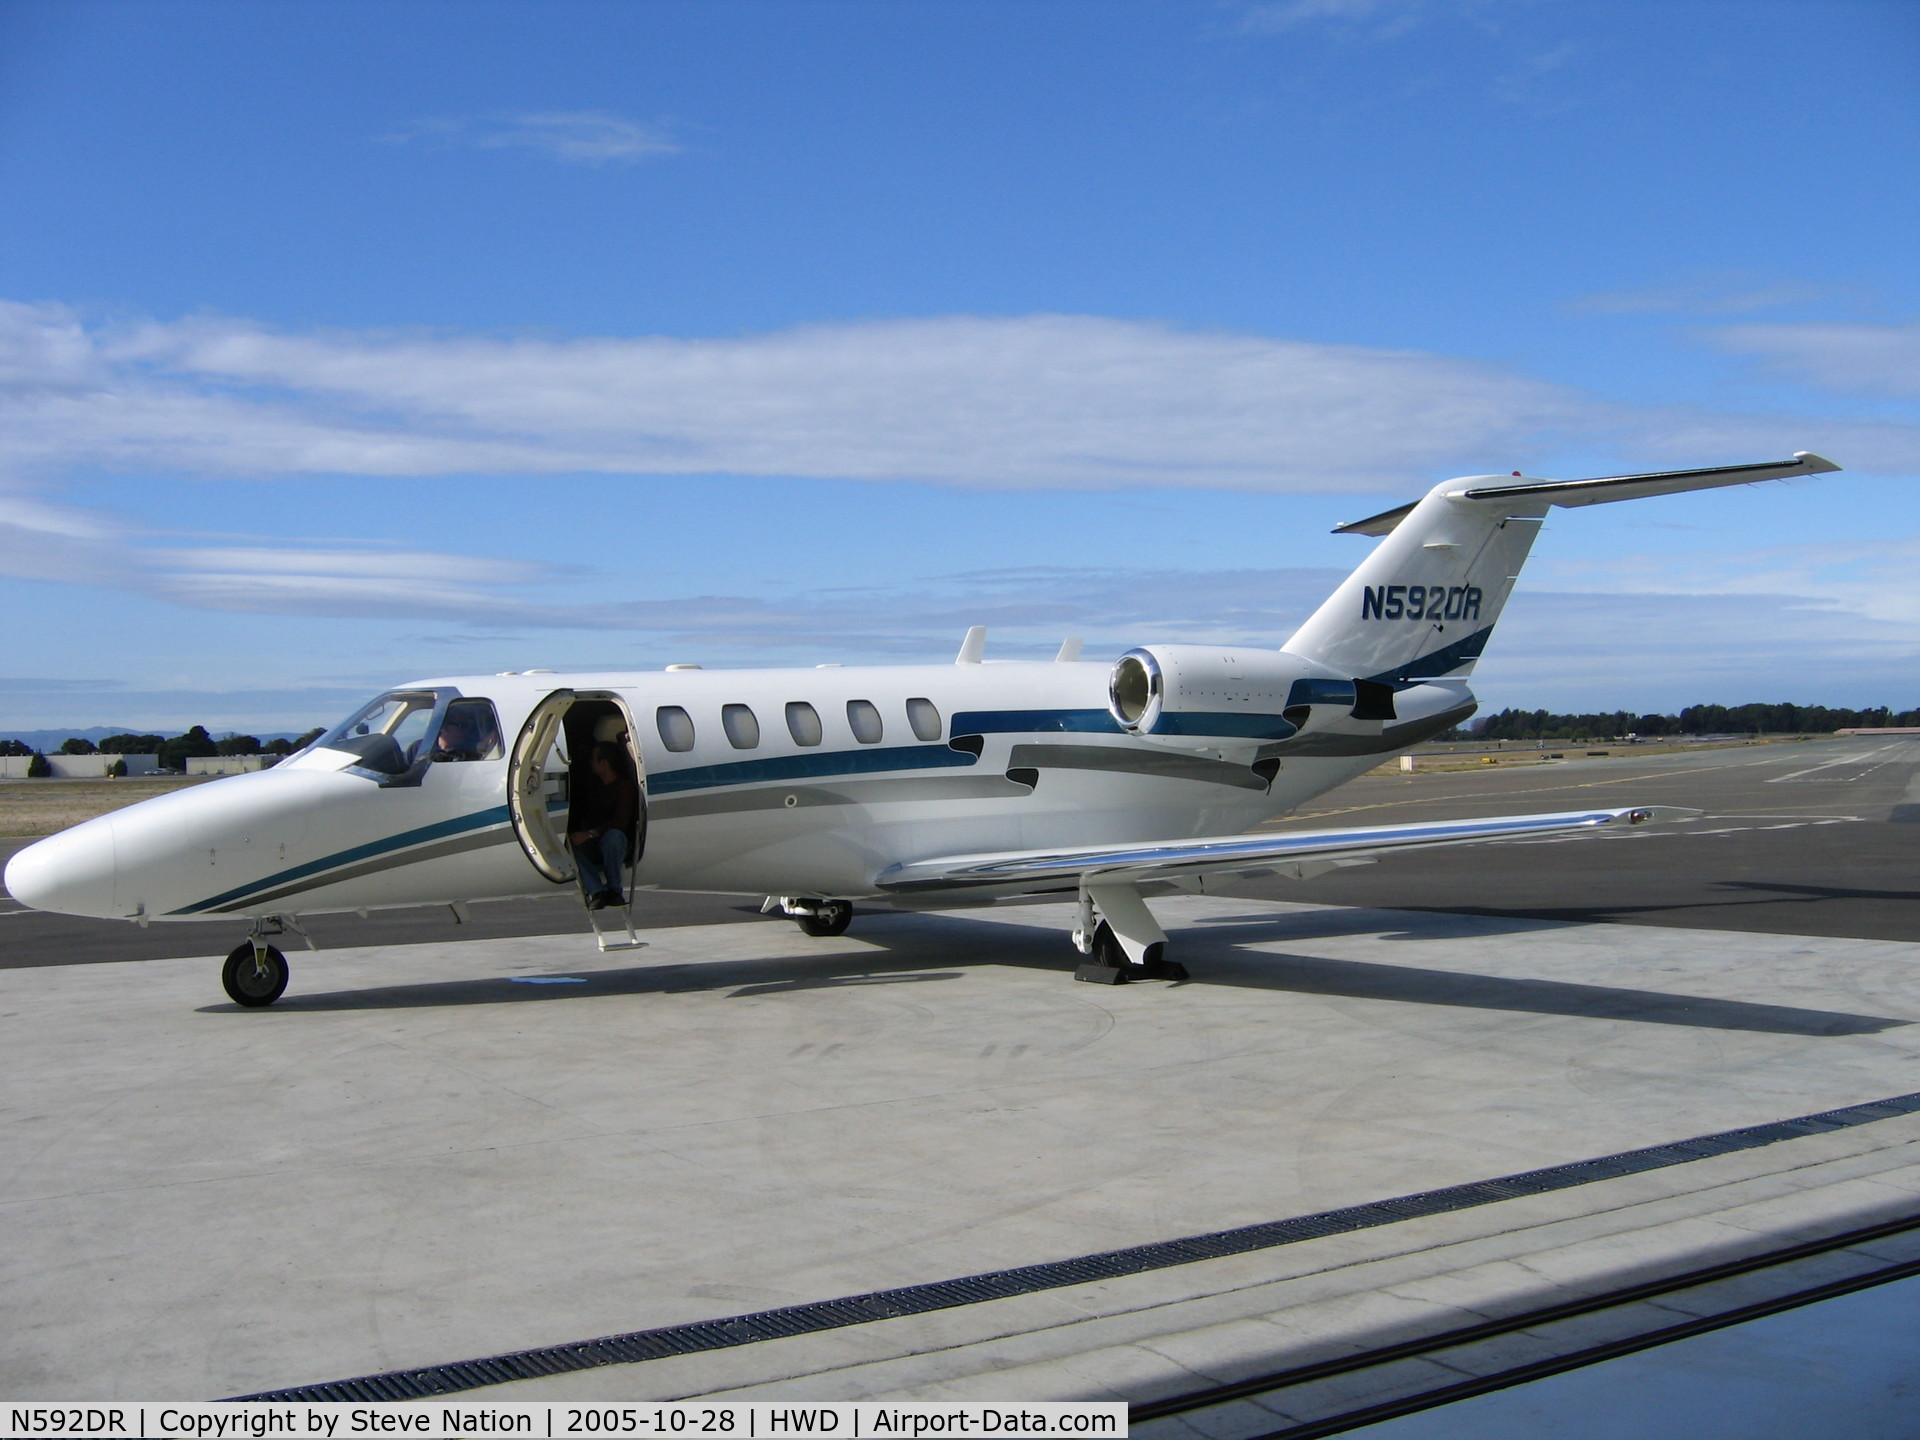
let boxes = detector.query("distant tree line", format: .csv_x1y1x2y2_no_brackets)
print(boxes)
1465,703,1920,742
0,726,327,770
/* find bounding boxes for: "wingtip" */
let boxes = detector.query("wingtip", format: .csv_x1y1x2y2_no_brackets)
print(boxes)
1620,806,1705,825
1793,451,1842,475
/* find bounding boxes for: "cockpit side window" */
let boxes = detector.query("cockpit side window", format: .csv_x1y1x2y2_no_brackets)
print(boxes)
431,698,504,762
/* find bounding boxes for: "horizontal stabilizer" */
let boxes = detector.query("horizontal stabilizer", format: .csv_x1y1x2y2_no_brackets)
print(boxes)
1335,453,1840,536
875,805,1700,895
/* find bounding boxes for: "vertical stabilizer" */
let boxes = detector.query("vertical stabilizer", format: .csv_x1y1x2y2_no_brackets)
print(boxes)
1282,453,1838,684
1283,481,1547,683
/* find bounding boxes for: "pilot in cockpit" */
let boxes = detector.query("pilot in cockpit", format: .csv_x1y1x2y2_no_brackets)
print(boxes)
430,699,503,763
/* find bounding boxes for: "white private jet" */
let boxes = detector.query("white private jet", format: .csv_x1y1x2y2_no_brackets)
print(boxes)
5,454,1839,1005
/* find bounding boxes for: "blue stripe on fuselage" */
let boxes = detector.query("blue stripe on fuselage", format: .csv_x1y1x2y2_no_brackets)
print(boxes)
948,709,1123,736
168,805,513,915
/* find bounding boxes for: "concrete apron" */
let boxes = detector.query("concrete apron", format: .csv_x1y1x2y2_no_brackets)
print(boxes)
4,897,1920,1402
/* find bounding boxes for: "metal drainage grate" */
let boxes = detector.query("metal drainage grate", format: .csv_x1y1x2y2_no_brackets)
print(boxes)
235,1088,1920,1402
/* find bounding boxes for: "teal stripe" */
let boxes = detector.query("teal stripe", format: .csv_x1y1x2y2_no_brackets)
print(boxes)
1150,711,1298,740
649,744,975,796
1367,625,1495,686
169,805,513,915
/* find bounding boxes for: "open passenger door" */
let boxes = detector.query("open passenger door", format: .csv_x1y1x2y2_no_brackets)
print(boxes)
507,688,649,951
508,690,578,883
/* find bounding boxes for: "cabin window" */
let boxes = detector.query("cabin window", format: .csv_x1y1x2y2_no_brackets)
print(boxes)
656,705,696,753
430,698,503,762
722,703,761,750
906,697,942,742
847,699,884,744
786,701,823,746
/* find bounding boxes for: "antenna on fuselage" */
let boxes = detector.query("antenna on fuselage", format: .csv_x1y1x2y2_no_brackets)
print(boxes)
955,626,986,664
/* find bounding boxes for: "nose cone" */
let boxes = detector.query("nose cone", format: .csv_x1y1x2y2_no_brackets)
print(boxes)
4,816,120,918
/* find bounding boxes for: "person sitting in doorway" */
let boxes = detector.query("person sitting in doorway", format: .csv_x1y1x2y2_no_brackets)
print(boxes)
568,741,639,910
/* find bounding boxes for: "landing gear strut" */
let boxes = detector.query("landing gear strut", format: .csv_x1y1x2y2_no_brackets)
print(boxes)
767,896,854,937
1072,883,1187,985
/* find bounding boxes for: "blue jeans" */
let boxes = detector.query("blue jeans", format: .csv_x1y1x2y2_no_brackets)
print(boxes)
573,829,629,898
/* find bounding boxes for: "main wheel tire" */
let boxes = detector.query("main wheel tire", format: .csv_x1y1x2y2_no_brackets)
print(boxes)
796,900,853,937
1091,920,1128,968
222,942,289,1007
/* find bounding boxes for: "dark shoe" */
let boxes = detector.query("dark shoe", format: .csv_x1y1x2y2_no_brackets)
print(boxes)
601,890,625,909
587,892,608,911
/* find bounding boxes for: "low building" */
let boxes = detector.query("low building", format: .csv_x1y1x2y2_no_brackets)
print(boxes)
0,753,160,779
185,755,277,775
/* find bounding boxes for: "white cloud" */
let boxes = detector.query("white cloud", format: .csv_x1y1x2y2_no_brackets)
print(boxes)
1712,320,1920,398
5,301,1915,495
0,488,549,620
1475,589,1920,712
383,111,681,165
1534,533,1920,628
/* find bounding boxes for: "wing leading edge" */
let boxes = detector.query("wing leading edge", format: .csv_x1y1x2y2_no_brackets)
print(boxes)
873,805,1700,895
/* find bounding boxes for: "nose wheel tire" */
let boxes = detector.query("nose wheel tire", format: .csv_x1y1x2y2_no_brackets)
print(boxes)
223,943,290,1007
796,900,853,937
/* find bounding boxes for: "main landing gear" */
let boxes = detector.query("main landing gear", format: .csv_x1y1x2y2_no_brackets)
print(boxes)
766,896,854,937
221,916,307,1007
1072,883,1187,985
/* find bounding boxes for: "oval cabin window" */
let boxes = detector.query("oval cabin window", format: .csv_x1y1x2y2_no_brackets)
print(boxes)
656,705,696,753
722,704,761,750
906,697,942,742
847,699,884,744
786,701,823,747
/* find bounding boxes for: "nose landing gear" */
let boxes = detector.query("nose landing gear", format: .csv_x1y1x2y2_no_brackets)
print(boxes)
222,940,289,1007
220,916,308,1007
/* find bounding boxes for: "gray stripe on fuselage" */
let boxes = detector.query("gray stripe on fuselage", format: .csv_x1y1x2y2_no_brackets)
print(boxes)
1007,744,1271,791
649,774,1035,821
207,825,522,913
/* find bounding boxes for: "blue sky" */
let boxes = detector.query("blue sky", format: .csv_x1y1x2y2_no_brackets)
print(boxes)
1,0,1916,733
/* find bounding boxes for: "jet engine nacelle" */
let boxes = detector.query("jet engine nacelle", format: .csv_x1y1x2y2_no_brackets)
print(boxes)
1107,645,1372,740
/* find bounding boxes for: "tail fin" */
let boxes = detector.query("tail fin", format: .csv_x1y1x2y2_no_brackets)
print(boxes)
1282,453,1839,684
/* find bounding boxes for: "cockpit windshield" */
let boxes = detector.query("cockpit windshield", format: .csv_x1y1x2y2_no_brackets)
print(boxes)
315,691,445,775
310,689,506,779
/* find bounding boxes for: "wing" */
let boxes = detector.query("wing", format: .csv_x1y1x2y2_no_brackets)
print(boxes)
873,805,1700,895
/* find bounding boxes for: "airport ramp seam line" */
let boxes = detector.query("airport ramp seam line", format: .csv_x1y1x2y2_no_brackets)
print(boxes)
228,1087,1920,1403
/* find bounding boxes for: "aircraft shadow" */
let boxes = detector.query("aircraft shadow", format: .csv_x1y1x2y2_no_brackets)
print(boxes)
1403,874,1920,929
199,909,1908,1036
1186,925,1904,1037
